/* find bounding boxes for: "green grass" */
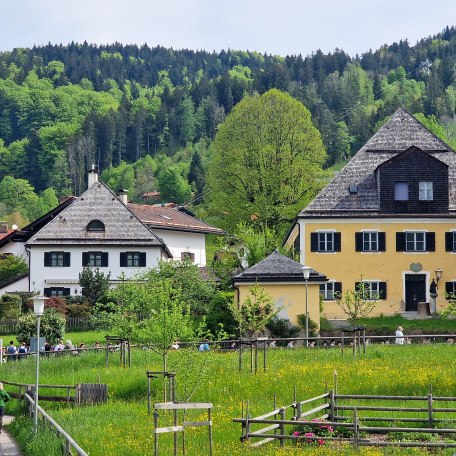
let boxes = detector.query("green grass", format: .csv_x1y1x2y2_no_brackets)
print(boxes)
3,345,456,455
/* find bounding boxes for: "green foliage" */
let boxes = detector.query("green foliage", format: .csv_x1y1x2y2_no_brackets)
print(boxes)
79,267,111,306
208,89,327,233
0,254,28,287
334,279,378,320
205,291,237,337
266,317,300,339
16,308,66,345
230,282,279,337
0,293,22,319
157,166,192,204
296,314,319,336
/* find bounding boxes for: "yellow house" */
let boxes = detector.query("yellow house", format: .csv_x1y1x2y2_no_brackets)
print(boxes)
284,108,456,319
232,250,327,331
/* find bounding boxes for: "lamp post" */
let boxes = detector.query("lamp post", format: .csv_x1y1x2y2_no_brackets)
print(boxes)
33,295,47,436
302,266,312,347
435,268,443,288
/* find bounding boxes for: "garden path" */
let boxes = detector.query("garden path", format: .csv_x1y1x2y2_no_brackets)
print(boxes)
0,415,23,455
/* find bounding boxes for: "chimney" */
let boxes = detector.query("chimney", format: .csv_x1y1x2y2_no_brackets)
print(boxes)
118,189,128,205
88,164,99,188
0,222,8,233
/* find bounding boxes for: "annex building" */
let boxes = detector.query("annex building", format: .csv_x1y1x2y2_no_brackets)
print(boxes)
284,108,456,318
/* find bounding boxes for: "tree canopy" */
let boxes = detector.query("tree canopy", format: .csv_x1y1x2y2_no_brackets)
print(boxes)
207,89,327,233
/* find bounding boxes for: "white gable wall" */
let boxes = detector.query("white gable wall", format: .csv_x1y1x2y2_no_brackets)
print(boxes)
0,241,27,260
152,229,206,266
29,245,162,296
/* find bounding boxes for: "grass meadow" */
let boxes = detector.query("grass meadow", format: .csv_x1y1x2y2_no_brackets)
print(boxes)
2,343,456,455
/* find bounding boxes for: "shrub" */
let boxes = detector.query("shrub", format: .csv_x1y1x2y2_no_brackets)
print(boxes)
0,293,22,319
205,291,237,337
297,314,319,336
66,302,91,317
266,317,300,339
17,308,66,345
292,419,334,446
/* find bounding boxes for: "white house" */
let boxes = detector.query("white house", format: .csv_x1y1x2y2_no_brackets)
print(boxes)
0,169,224,296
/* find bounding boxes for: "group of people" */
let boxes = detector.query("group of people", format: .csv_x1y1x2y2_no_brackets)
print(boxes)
4,341,28,361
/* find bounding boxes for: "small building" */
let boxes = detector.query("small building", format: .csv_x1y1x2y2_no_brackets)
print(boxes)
232,251,327,330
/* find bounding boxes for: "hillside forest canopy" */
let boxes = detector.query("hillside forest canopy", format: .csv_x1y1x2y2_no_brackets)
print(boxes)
2,27,456,234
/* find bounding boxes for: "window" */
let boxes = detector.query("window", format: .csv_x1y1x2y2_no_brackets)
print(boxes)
356,281,387,300
355,232,386,252
319,282,341,300
394,182,409,201
44,287,70,297
310,232,341,253
419,181,433,201
120,252,146,267
181,252,195,261
86,219,105,232
445,282,456,299
44,252,70,267
82,252,108,267
396,232,435,252
445,232,456,252
406,232,425,252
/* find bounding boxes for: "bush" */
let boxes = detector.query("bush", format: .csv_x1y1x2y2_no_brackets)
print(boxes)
17,308,66,345
297,314,319,336
266,317,300,339
205,291,237,337
0,293,22,319
66,302,91,317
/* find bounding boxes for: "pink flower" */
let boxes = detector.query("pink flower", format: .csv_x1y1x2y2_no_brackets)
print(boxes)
292,431,300,436
318,439,325,445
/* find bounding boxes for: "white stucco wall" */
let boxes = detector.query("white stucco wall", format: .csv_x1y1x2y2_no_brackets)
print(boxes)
152,229,207,266
0,241,27,260
29,245,162,296
0,275,29,294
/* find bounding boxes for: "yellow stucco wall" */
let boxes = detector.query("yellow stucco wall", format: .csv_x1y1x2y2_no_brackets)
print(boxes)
294,217,456,319
234,282,322,330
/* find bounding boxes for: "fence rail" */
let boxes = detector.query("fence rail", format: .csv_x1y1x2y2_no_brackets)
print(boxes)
235,388,456,449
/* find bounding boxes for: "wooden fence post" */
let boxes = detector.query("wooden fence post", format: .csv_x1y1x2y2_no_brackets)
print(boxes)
329,389,335,421
428,392,433,428
353,407,359,448
153,409,159,456
279,407,286,447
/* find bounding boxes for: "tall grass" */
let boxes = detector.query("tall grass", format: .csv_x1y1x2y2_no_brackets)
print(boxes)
3,345,456,455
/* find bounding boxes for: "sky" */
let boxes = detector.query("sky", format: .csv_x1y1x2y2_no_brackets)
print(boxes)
1,1,456,57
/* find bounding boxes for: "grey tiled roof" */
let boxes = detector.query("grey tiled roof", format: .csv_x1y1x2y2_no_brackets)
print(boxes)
302,108,456,215
27,181,164,246
233,250,327,283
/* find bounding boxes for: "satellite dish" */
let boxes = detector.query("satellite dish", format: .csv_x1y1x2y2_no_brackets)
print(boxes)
12,224,18,230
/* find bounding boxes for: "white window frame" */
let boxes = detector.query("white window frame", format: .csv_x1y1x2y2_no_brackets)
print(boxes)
360,281,380,300
320,282,335,300
363,232,378,252
419,181,433,201
318,232,334,252
405,231,426,252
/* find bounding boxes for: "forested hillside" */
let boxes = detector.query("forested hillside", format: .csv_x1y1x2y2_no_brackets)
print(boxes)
1,26,456,227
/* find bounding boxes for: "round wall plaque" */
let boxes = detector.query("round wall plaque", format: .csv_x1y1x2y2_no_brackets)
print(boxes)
410,263,422,272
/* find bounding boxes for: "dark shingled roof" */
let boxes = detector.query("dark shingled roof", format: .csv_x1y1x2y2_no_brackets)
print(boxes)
27,181,164,246
233,250,327,283
301,108,456,216
127,203,225,235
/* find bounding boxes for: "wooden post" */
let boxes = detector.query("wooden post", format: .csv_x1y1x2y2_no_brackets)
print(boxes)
263,340,267,372
238,339,242,372
208,407,213,456
173,408,178,456
250,340,253,373
362,328,366,354
353,407,359,447
428,393,433,428
128,340,131,367
352,331,356,355
245,414,251,443
341,333,344,355
105,341,109,368
254,339,258,374
147,376,151,415
153,409,159,456
279,407,286,447
330,389,335,421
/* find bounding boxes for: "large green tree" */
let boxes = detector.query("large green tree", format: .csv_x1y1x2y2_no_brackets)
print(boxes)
207,89,327,233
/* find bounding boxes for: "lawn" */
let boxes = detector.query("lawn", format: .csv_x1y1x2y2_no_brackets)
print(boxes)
2,343,456,455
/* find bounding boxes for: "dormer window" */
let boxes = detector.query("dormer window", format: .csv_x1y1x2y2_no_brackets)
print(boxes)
349,184,358,194
419,181,433,201
87,219,105,232
394,182,409,201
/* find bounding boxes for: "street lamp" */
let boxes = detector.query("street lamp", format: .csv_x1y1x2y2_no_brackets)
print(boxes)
435,268,443,288
33,295,48,436
302,266,312,347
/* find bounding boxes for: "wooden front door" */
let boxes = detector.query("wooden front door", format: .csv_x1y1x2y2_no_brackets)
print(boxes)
405,274,426,311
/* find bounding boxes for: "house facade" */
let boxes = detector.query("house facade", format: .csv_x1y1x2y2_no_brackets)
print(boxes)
284,109,456,318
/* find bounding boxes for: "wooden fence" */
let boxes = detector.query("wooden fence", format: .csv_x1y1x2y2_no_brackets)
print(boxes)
234,387,456,449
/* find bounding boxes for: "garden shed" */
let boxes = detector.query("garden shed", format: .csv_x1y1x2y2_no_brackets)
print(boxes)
232,250,327,331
